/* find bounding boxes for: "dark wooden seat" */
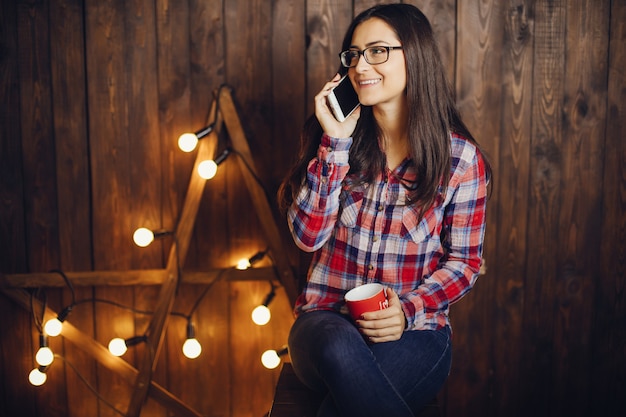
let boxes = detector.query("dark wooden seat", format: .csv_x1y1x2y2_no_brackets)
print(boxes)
269,362,441,417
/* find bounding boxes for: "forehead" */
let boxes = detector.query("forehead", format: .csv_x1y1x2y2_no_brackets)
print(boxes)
351,17,399,46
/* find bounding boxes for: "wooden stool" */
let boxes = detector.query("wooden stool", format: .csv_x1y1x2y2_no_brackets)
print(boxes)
269,362,441,417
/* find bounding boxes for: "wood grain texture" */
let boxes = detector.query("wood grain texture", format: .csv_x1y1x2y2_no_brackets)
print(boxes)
551,1,609,415
594,2,626,416
489,2,534,416
522,0,566,413
17,0,60,272
49,0,91,272
0,0,625,416
0,0,27,273
449,1,504,415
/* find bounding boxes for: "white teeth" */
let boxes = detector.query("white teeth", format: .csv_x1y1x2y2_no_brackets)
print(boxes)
359,79,380,85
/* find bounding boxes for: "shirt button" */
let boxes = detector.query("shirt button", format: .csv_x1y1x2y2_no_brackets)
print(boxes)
327,146,333,152
373,236,379,242
377,205,384,212
368,264,374,270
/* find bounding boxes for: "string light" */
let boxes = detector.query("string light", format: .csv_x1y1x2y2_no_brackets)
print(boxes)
261,346,288,370
43,305,73,337
252,283,276,326
35,334,54,366
108,335,147,357
132,228,173,248
178,125,214,152
197,148,231,180
182,321,202,359
28,366,48,386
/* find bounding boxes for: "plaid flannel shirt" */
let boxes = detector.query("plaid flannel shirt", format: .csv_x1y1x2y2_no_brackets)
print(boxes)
287,132,489,331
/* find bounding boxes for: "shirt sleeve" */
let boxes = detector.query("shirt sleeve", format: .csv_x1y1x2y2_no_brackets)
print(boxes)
401,145,489,330
287,134,353,252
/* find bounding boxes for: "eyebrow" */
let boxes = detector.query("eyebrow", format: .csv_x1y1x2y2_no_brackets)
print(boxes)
349,40,394,49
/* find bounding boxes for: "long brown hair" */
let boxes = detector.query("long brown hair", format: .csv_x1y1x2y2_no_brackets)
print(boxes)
278,4,491,215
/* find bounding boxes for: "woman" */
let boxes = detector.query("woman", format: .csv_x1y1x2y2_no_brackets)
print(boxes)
278,4,491,416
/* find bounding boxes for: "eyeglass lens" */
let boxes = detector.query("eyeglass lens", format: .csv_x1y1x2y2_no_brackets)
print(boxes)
341,47,395,68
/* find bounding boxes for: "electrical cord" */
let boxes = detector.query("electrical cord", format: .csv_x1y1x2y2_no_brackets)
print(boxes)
54,354,126,417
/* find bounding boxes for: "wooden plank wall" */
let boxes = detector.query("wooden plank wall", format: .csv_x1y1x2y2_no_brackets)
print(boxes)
0,1,624,417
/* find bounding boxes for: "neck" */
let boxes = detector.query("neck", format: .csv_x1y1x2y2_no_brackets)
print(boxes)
373,102,409,170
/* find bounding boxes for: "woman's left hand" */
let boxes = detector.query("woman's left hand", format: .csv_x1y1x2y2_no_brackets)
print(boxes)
357,287,407,343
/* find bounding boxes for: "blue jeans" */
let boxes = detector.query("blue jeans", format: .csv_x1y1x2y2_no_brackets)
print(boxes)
288,310,451,417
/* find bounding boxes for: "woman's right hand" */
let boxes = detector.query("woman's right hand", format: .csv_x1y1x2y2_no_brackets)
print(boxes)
314,74,361,138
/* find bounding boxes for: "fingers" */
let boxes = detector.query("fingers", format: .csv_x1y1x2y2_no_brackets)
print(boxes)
357,287,406,343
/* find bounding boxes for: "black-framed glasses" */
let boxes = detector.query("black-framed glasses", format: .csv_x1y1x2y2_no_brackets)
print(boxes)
339,46,403,68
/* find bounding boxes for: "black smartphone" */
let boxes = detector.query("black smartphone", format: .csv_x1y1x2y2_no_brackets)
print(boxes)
327,75,360,122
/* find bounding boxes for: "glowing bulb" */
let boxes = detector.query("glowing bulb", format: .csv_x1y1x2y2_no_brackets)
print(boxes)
178,133,199,152
261,350,281,369
28,368,47,386
251,305,271,326
133,228,155,247
198,160,218,179
35,347,54,366
108,338,128,356
236,258,251,270
44,318,63,337
182,338,202,359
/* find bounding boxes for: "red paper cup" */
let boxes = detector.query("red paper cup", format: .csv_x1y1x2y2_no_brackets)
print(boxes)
344,283,389,320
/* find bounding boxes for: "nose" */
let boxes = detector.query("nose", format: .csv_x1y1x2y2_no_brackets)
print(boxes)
354,53,370,72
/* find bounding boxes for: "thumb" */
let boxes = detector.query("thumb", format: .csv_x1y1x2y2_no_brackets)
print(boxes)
386,287,400,304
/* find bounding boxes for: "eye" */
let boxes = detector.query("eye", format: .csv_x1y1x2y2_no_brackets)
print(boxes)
369,47,387,55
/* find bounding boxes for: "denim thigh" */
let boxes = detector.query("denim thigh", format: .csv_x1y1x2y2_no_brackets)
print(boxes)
288,310,451,417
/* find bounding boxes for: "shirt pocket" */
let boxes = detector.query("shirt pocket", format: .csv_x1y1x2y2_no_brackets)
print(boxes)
338,188,364,228
401,204,441,243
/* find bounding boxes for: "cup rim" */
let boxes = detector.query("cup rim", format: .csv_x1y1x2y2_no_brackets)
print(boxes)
344,283,384,302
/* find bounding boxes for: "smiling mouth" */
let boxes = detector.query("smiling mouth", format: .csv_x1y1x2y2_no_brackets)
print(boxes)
358,79,381,86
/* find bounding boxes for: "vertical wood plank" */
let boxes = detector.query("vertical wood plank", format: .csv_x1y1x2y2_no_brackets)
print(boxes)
47,1,97,412
305,0,353,116
85,0,131,270
593,2,626,415
0,296,38,416
271,0,306,186
167,281,231,416
50,0,92,271
522,0,566,413
489,2,534,416
155,0,191,263
271,0,308,281
126,0,164,271
84,1,136,415
449,1,504,415
62,287,98,417
229,280,280,417
185,0,227,270
0,0,27,274
16,1,66,414
406,0,456,84
17,0,60,271
551,1,609,415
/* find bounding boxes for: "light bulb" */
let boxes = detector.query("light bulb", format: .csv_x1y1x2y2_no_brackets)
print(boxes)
236,258,251,270
108,338,128,356
261,350,281,369
44,318,63,337
35,347,54,366
28,368,47,386
182,338,202,359
251,305,271,326
133,228,155,247
198,160,218,179
178,133,199,152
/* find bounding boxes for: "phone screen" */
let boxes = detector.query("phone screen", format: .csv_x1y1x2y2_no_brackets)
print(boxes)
328,75,360,121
